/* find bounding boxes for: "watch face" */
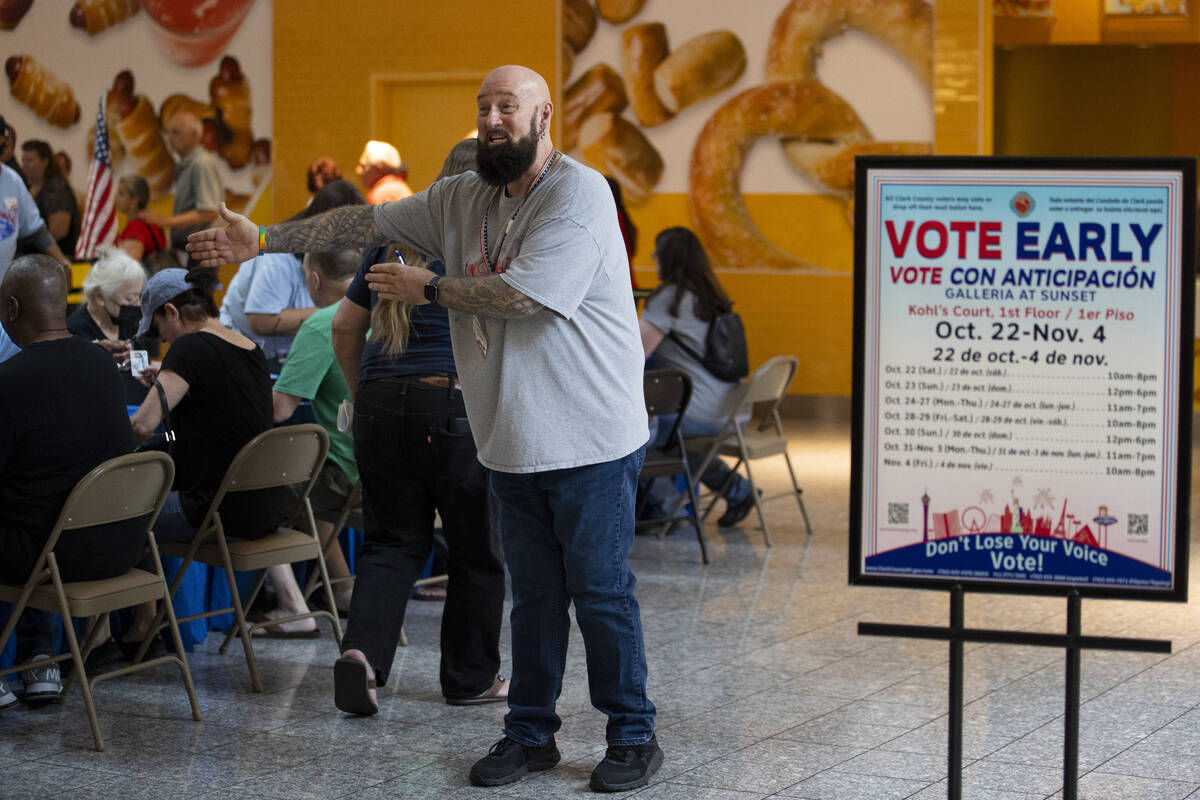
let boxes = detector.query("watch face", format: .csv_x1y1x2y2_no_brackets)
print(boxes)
425,278,439,303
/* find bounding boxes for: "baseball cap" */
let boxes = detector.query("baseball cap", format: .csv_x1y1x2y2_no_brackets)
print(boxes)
136,268,192,339
359,140,402,169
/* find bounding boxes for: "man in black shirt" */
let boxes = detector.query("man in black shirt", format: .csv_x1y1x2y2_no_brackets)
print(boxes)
0,255,137,709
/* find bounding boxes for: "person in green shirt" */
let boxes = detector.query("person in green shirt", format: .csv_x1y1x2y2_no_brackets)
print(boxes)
256,248,362,636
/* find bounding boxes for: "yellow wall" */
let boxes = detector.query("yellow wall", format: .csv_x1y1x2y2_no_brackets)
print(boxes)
994,45,1177,157
996,0,1200,45
272,0,557,222
628,193,855,388
272,1,985,397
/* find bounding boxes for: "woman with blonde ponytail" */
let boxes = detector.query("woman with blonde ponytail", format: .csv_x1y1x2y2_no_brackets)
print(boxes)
327,138,507,716
368,245,420,359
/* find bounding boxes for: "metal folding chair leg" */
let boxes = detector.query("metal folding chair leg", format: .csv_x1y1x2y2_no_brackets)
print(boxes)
218,567,269,655
696,458,739,524
739,457,771,548
301,523,356,602
61,614,102,696
50,570,104,750
656,477,710,564
683,477,708,563
215,529,263,693
313,542,345,648
152,540,203,725
781,449,813,540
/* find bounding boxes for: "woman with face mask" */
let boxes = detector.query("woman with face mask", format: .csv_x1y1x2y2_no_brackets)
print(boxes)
67,246,147,401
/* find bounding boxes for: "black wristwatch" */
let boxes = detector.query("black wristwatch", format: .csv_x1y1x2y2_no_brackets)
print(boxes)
424,275,443,304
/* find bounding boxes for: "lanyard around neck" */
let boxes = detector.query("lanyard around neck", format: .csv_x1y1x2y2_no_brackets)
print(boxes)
479,150,560,273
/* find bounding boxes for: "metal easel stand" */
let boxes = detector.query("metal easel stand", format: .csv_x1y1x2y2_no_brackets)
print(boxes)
858,585,1172,800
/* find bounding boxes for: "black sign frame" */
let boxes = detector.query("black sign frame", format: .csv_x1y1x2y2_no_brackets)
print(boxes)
850,155,1194,602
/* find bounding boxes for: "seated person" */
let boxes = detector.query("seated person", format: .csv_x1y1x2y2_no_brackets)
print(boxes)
130,268,291,544
66,247,148,403
221,180,364,372
0,255,140,708
639,227,756,527
121,267,293,648
262,249,364,635
67,246,144,348
242,250,312,374
114,176,169,267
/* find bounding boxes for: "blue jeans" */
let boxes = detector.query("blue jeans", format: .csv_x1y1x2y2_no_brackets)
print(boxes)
646,414,751,510
491,446,655,747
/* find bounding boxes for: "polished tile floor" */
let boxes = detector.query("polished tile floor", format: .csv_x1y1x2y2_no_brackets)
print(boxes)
3,418,1200,799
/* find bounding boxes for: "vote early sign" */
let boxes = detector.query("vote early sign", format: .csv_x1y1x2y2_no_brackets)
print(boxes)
850,156,1194,601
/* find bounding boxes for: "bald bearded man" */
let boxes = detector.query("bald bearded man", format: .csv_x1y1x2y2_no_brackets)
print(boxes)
0,255,140,707
188,65,661,792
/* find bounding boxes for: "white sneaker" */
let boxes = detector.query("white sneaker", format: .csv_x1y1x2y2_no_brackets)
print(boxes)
20,655,62,704
0,678,17,711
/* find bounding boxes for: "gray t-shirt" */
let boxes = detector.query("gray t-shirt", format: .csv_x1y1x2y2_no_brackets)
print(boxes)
373,155,648,473
642,287,743,424
171,148,223,249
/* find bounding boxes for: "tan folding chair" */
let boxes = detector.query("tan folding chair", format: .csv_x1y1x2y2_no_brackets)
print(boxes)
0,451,201,751
300,479,362,606
139,424,344,692
638,369,708,564
683,355,813,547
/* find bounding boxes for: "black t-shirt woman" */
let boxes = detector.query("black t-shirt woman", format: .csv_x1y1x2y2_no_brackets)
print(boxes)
129,268,288,542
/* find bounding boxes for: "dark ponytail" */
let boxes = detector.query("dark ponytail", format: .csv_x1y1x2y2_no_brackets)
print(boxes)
164,268,220,322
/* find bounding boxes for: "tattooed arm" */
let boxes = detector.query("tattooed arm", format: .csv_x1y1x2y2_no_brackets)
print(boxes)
264,206,384,253
187,203,386,266
437,275,543,318
365,264,544,319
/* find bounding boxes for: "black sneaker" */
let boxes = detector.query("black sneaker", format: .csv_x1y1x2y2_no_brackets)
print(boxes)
469,736,561,786
589,736,664,792
717,488,761,528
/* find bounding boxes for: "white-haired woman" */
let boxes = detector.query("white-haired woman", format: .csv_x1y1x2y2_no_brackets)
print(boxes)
68,246,144,348
67,245,147,401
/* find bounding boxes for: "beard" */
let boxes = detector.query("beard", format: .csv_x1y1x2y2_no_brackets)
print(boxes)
476,116,540,187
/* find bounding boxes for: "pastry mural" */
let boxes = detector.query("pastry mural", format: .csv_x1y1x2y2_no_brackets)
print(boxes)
3,0,270,212
6,54,81,127
563,0,935,274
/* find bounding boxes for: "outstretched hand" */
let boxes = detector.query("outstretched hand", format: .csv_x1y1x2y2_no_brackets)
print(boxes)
186,204,259,266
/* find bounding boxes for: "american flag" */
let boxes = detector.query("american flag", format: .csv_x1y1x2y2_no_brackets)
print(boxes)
75,96,116,259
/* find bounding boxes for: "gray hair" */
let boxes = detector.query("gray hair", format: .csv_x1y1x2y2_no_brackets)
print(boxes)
82,246,144,300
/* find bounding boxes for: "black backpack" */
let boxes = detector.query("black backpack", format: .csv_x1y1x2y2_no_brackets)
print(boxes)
668,308,749,382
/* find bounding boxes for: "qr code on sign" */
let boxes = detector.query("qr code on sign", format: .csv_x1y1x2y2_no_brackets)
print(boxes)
1128,514,1149,537
888,503,909,525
